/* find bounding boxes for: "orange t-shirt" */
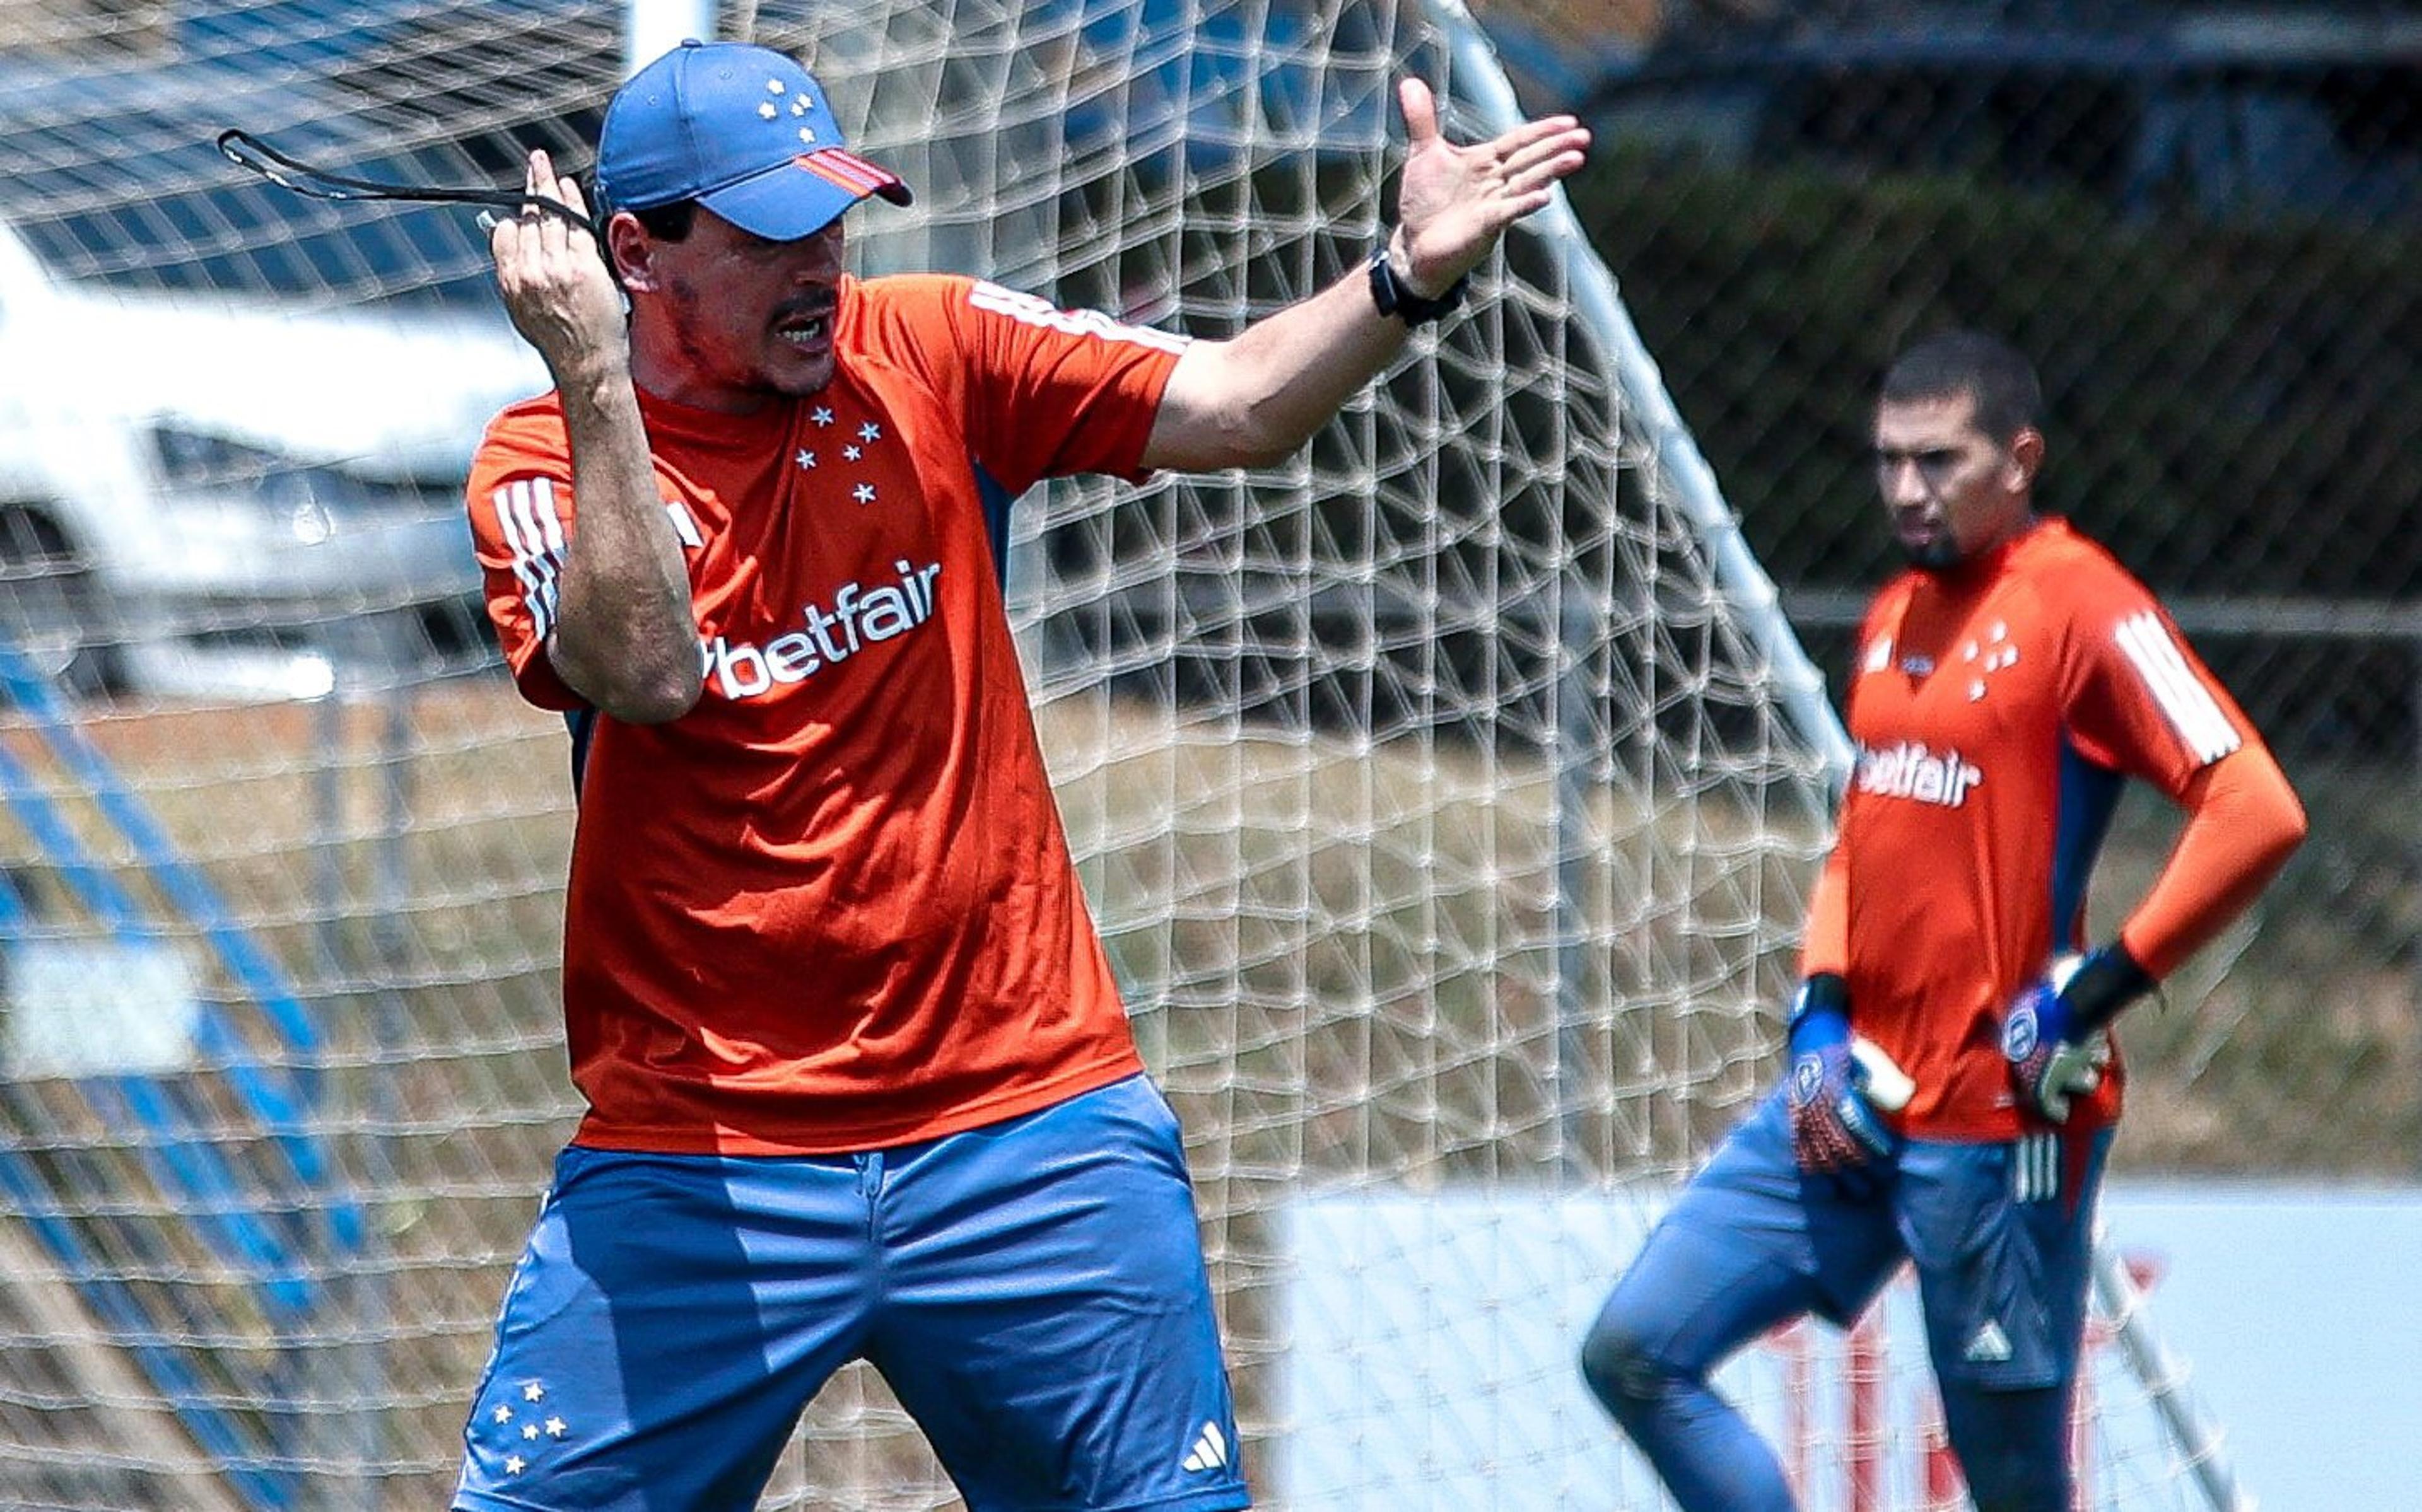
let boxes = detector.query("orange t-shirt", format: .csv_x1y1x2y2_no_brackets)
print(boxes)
464,272,1188,1154
1802,518,2271,1139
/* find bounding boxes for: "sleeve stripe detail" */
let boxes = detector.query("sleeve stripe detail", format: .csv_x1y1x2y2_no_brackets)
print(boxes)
494,477,566,641
966,280,1191,355
526,479,567,632
490,482,542,637
2115,610,2240,764
664,499,703,549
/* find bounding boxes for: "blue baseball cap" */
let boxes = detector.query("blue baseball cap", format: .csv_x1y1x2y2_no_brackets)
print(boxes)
596,39,911,241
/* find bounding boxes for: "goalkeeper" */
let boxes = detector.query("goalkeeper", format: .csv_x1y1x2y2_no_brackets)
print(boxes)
1579,330,2305,1511
452,37,1586,1512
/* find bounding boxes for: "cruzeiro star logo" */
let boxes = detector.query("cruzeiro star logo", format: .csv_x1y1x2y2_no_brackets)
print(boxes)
487,1379,572,1480
804,406,888,506
1962,619,2019,702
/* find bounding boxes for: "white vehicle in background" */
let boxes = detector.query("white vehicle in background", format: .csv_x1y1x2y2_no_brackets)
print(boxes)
0,55,547,701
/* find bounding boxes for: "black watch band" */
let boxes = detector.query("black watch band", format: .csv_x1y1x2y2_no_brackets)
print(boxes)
1367,245,1470,327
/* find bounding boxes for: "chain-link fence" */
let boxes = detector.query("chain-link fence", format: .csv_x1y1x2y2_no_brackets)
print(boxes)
0,2,2406,1504
1509,0,2422,1176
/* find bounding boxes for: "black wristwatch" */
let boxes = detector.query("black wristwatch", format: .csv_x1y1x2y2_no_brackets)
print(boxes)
1367,244,1470,327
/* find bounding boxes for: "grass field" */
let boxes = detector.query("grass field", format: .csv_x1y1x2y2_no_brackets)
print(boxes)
0,674,2403,1506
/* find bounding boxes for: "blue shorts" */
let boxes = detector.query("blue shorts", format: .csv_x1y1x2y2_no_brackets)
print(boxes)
453,1074,1248,1512
1602,1091,2110,1393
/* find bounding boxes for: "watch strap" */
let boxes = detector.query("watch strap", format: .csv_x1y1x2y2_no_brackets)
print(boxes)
1367,244,1470,326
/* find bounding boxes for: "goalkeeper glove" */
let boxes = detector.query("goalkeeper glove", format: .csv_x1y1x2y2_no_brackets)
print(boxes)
2001,943,2156,1124
1783,974,1896,1194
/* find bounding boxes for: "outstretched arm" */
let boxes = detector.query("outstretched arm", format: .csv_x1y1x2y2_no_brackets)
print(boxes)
1141,78,1589,472
488,150,701,723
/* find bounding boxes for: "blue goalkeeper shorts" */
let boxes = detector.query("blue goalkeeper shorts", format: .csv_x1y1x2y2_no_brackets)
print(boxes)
452,1073,1248,1512
1594,1091,2112,1394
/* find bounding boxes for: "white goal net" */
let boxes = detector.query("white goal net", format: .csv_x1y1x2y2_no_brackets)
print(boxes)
0,1,2235,1508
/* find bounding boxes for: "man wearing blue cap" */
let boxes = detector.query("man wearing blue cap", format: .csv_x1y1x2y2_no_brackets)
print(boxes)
455,37,1588,1511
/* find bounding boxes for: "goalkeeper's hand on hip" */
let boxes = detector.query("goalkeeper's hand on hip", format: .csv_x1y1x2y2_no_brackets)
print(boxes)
2001,943,2156,1123
1782,975,1896,1196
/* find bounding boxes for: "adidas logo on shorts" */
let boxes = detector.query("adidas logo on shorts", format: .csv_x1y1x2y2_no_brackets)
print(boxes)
1964,1320,2014,1364
1181,1420,1229,1473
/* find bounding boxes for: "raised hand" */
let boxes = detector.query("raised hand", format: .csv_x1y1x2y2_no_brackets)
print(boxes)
488,149,627,383
1388,77,1590,299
